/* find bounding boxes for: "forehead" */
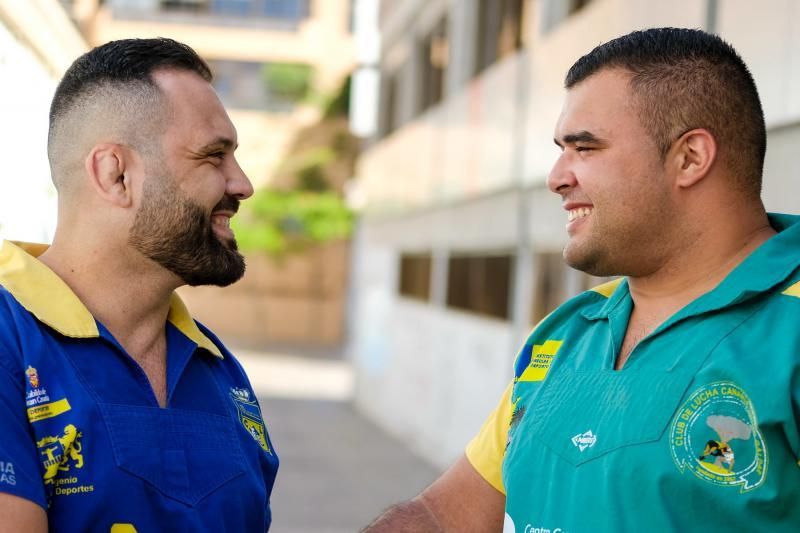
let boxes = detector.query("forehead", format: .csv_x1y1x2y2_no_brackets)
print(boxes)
554,68,641,140
152,68,237,146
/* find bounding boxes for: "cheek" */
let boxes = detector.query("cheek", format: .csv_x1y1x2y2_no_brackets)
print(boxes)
186,169,227,202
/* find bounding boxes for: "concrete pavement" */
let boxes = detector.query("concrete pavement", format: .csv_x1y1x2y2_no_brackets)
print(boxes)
234,348,441,533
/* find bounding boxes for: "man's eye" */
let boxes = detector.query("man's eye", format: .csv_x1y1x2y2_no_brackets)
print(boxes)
575,146,594,152
208,152,225,161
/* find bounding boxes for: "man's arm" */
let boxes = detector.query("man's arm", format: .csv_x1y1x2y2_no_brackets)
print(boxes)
363,454,505,532
0,493,46,533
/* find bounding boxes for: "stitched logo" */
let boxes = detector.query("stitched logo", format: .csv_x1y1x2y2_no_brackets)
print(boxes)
669,382,767,492
0,462,15,486
571,430,597,452
36,424,94,497
25,366,72,423
517,340,563,382
230,388,272,454
37,424,84,482
26,366,40,388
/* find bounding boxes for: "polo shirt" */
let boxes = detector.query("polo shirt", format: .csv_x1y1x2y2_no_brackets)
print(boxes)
467,213,800,531
0,241,279,532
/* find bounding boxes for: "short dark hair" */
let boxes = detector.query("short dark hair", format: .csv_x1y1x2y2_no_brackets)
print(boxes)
50,37,211,128
565,28,766,197
48,38,212,185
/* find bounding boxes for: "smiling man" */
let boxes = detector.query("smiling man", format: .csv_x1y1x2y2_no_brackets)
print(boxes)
0,39,278,531
364,28,800,531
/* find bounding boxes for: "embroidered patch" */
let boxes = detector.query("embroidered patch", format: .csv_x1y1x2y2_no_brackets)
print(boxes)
26,365,40,388
669,382,767,492
230,388,272,454
28,398,72,423
25,366,71,423
36,424,94,496
517,340,563,382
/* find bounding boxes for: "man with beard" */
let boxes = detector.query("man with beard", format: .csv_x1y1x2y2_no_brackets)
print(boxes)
364,28,800,531
0,39,278,531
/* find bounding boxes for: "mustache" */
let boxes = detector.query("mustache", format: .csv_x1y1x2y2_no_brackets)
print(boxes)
213,195,240,214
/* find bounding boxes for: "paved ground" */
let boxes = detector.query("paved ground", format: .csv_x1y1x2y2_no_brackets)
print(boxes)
234,348,441,533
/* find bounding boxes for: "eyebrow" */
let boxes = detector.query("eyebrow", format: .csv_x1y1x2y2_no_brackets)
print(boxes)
197,137,237,153
554,130,605,147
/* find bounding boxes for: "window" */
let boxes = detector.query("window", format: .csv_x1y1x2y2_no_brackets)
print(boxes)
161,0,209,13
531,252,567,324
378,69,399,138
447,254,513,320
209,60,312,112
159,0,310,21
398,253,432,301
474,0,525,77
531,251,613,323
540,0,592,34
418,16,448,114
569,0,592,14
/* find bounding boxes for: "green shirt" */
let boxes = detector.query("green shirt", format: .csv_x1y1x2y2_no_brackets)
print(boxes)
473,213,800,531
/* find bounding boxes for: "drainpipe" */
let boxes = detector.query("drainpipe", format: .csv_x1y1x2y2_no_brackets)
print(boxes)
705,0,718,33
509,45,533,352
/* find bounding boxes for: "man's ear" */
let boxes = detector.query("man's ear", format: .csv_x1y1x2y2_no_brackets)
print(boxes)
669,128,717,189
84,143,133,208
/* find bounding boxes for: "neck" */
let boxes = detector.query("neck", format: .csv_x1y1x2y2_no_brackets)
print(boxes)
627,209,775,320
38,231,182,354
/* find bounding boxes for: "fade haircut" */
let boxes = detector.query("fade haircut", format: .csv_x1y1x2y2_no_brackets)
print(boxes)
565,28,766,197
48,38,212,190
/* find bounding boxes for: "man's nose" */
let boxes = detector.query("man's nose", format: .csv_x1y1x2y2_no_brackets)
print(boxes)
226,158,254,200
547,152,578,194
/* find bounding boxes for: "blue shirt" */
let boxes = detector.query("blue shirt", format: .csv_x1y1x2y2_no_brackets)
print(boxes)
0,241,279,532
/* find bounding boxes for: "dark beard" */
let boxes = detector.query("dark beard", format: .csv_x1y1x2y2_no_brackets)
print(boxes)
129,181,246,287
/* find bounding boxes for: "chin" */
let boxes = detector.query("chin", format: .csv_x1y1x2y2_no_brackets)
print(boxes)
564,245,614,277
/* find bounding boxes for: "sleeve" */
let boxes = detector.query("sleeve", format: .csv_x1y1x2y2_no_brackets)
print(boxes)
0,361,47,509
464,381,514,495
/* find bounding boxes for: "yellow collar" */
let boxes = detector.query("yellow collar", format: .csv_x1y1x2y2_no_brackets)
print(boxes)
0,240,222,358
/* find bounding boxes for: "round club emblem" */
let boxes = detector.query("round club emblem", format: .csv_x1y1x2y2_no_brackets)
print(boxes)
669,381,767,492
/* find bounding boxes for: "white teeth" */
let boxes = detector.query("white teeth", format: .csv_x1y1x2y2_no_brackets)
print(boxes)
567,207,592,222
212,216,230,228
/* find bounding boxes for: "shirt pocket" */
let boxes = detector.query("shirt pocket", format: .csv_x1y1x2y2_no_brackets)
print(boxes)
98,403,246,506
526,369,692,466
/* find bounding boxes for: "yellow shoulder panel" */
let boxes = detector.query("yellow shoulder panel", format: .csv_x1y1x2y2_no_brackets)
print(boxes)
0,241,99,338
167,293,223,358
0,241,221,355
590,278,623,298
465,382,514,495
782,281,800,299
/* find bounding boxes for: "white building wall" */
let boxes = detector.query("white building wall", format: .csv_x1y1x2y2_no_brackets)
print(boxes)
0,1,87,243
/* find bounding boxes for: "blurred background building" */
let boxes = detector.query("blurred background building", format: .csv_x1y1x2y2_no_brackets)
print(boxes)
0,0,87,242
60,0,355,185
348,0,800,469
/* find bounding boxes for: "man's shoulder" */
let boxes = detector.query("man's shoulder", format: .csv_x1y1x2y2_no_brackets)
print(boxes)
192,320,250,377
0,283,29,336
0,284,30,376
512,280,622,381
757,275,800,324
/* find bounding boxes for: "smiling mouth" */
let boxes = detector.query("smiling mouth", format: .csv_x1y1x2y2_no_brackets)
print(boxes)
567,207,593,222
211,214,232,231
